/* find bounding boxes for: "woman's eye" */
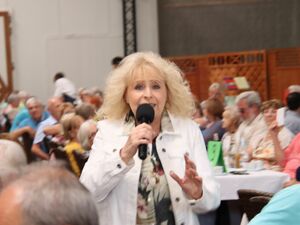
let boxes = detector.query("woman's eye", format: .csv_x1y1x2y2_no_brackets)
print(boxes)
134,84,144,90
152,84,161,89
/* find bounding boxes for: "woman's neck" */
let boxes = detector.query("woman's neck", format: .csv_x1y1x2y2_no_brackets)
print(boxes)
151,117,162,135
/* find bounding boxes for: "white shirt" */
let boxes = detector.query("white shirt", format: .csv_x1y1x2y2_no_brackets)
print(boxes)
80,113,220,225
235,113,268,160
53,77,76,98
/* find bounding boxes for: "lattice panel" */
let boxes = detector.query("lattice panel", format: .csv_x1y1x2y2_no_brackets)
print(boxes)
169,57,199,95
207,50,268,100
169,58,198,74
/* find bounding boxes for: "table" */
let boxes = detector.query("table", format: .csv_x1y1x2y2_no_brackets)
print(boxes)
198,170,290,225
216,170,290,200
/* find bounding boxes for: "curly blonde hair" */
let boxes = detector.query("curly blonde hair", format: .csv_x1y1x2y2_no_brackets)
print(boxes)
99,52,195,120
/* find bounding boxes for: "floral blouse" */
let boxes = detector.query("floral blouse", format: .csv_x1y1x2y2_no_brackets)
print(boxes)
136,138,175,225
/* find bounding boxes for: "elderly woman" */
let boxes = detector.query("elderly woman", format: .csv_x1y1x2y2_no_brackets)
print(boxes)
250,99,294,169
221,105,241,168
77,119,97,152
80,52,220,225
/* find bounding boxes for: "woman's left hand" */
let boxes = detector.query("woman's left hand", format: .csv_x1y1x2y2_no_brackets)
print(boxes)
170,154,203,200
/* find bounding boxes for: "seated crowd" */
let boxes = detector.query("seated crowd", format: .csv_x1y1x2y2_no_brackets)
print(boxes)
194,83,300,185
0,58,300,225
0,75,101,177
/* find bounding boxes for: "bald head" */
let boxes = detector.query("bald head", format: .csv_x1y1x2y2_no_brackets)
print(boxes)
47,97,63,120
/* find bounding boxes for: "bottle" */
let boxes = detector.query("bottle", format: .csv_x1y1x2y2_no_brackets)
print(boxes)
234,152,241,168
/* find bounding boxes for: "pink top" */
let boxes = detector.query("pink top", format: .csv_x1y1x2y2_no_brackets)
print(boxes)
283,133,300,179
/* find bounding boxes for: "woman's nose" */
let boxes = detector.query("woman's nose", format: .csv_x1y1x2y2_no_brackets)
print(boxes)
143,87,152,98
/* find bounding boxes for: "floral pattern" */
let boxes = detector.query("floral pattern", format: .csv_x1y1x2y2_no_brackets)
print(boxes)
136,139,175,225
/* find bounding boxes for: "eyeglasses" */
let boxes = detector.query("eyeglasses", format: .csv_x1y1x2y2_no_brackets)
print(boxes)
239,108,246,114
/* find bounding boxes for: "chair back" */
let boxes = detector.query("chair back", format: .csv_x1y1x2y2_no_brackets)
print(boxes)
72,150,88,173
21,132,34,163
51,147,72,171
237,189,273,220
250,195,272,213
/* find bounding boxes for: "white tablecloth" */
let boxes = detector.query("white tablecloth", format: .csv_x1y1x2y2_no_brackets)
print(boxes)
215,170,290,200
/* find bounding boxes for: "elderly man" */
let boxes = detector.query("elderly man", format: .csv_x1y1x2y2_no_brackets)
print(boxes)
9,97,49,141
235,91,267,161
31,97,64,160
0,162,99,225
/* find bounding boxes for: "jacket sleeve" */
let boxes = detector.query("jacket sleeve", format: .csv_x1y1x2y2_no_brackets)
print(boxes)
80,123,135,202
188,121,221,213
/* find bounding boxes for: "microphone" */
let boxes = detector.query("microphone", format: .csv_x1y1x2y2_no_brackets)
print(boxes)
136,103,155,160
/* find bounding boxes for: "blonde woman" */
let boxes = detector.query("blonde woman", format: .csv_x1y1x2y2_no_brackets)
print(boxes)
61,114,85,176
80,52,220,225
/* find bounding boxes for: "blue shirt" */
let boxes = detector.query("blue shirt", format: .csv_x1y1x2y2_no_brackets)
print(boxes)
10,108,29,131
248,184,300,225
16,111,49,131
33,115,57,153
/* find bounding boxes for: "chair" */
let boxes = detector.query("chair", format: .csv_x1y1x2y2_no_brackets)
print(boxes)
72,150,88,173
42,136,51,154
51,146,72,172
250,195,272,213
237,189,273,221
21,132,34,163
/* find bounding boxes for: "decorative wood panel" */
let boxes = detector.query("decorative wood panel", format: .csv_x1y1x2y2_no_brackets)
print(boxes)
168,56,209,101
268,48,300,101
168,50,268,102
206,50,268,100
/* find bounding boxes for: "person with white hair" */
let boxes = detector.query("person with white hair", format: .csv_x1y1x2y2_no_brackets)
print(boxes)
0,162,99,225
221,105,242,168
208,82,225,104
234,91,268,162
77,119,97,151
9,97,49,141
0,140,27,190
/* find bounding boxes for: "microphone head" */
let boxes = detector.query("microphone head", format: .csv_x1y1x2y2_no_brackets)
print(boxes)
136,103,155,124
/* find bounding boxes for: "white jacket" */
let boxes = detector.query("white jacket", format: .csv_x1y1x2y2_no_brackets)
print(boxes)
80,113,220,225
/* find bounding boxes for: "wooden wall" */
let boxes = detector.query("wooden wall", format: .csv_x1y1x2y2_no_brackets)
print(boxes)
0,12,13,102
169,48,300,103
268,48,300,101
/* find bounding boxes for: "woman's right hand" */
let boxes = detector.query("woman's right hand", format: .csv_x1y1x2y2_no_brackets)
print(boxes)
120,123,155,164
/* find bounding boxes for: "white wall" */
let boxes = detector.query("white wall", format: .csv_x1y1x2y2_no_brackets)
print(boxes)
0,0,158,102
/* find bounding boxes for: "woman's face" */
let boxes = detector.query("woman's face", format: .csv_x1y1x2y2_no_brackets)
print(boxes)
263,107,277,125
222,110,233,129
125,66,167,123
